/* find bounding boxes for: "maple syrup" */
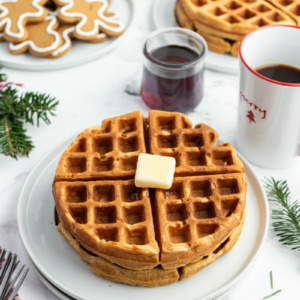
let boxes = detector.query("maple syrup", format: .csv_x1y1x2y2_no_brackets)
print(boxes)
141,45,204,113
255,64,300,84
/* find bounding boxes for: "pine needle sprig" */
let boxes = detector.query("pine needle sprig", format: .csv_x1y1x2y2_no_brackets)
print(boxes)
0,70,7,82
0,116,34,157
0,69,59,159
264,177,300,251
16,91,59,126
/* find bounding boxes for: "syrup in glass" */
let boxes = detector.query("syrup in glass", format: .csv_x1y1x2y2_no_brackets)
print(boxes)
141,45,204,113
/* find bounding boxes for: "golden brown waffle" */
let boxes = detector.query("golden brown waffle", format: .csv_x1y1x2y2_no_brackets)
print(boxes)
53,110,247,286
148,110,244,176
54,111,146,182
57,212,244,287
154,173,246,269
53,179,160,270
176,0,297,56
266,0,300,24
178,0,296,37
176,1,240,56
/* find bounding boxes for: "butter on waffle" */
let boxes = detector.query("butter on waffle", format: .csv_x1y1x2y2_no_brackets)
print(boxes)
176,0,297,56
53,179,159,270
53,110,247,287
54,111,146,181
148,110,244,176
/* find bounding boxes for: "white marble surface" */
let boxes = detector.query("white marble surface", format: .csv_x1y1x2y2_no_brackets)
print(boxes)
0,0,300,299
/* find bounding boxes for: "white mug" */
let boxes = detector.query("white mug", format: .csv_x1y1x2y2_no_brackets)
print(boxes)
236,25,300,169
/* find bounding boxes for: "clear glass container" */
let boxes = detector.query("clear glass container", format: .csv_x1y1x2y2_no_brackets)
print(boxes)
141,27,207,113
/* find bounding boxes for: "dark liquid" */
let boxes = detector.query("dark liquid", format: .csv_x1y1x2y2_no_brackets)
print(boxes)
141,45,203,113
255,64,300,84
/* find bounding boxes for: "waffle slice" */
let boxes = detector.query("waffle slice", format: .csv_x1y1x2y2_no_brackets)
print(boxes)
54,111,146,182
265,0,300,24
176,0,241,56
179,208,245,278
195,29,241,57
53,179,160,270
148,110,244,176
56,212,244,287
177,0,296,40
57,221,180,287
153,173,246,269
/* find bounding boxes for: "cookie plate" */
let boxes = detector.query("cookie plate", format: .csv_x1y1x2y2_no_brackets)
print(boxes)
0,0,134,71
17,134,268,300
152,0,239,74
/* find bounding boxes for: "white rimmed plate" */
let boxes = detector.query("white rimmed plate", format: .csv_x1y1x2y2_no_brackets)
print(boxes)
0,0,134,71
25,251,75,300
17,135,268,300
152,0,239,74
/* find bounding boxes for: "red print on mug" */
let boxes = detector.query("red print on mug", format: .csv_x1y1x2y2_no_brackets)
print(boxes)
246,110,255,123
240,91,267,120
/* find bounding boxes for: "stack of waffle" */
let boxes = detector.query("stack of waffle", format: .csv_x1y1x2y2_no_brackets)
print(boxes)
176,0,298,57
53,110,247,287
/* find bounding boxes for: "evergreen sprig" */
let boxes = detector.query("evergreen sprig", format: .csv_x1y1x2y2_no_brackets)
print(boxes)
0,70,7,82
264,177,300,251
0,71,59,159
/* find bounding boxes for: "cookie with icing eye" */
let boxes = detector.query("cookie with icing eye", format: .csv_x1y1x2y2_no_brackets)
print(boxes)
8,15,62,56
0,0,48,42
53,0,125,40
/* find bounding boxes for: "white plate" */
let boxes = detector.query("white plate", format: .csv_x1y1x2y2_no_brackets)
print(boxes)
0,0,134,71
152,0,239,74
25,250,74,300
17,135,268,300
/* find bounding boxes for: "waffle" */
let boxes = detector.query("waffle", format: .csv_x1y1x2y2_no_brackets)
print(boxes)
176,1,240,56
154,173,246,269
54,111,146,182
57,211,244,287
53,179,159,269
176,0,297,56
266,0,300,24
53,110,247,286
148,110,244,176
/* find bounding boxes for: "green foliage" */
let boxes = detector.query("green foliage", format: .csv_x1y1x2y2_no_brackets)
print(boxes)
0,71,59,159
0,70,7,82
264,177,300,251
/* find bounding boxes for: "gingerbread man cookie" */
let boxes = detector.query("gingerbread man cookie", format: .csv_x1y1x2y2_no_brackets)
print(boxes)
54,0,125,41
0,0,48,42
50,24,74,57
8,15,61,56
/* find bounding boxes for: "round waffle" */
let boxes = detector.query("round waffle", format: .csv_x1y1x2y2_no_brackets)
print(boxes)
53,110,247,286
176,0,297,56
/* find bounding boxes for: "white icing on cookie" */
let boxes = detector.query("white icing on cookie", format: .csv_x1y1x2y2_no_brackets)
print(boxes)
0,0,46,39
8,15,60,53
95,32,106,39
58,0,125,37
51,26,74,56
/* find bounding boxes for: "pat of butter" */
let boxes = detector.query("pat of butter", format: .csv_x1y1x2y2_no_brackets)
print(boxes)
135,153,176,189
